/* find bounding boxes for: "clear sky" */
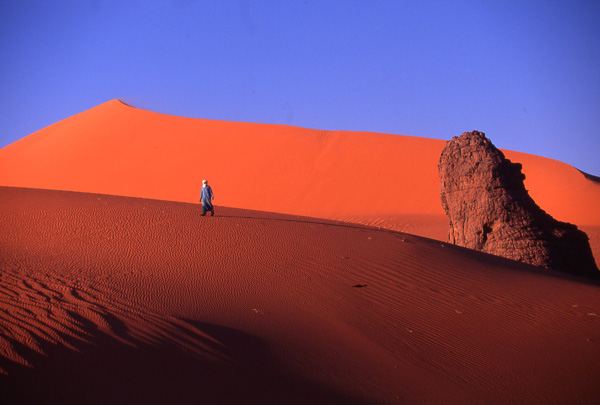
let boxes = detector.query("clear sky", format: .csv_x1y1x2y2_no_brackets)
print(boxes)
1,0,599,175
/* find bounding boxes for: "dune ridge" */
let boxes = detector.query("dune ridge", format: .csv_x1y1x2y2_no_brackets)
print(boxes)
2,186,599,404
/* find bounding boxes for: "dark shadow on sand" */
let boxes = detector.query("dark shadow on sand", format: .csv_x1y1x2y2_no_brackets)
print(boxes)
0,315,371,405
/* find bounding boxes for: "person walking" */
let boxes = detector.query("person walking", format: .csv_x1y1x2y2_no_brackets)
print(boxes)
199,179,215,216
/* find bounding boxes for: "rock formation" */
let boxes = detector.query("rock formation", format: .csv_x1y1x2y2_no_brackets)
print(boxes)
439,130,599,278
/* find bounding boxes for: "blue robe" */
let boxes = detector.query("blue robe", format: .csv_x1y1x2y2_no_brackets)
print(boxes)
200,185,214,210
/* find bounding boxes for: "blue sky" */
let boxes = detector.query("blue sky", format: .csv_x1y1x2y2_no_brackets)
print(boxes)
1,0,599,175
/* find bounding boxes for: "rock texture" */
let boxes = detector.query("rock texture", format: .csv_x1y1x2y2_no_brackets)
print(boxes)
439,130,599,278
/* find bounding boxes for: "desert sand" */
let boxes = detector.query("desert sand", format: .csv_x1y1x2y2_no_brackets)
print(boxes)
0,100,598,226
1,100,598,264
1,101,599,403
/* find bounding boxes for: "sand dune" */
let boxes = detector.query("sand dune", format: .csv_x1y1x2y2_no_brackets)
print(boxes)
1,100,598,268
1,101,599,403
0,99,598,229
1,187,599,404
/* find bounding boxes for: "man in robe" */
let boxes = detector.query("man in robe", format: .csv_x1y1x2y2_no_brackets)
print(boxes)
199,179,215,216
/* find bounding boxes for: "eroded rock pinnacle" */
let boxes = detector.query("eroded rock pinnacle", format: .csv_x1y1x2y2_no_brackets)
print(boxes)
439,130,598,278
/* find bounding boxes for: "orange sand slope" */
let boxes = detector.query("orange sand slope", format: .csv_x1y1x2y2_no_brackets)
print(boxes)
1,187,599,404
0,99,599,230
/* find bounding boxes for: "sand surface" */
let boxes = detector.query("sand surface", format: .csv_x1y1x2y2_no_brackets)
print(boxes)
1,100,598,265
1,101,599,403
2,187,599,404
0,99,598,228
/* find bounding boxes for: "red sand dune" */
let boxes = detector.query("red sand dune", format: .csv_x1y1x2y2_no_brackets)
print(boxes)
1,102,600,403
0,99,598,227
1,99,598,265
1,187,599,404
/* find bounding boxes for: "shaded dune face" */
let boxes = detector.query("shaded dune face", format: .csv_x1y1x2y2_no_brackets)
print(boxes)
2,187,600,404
0,187,378,404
